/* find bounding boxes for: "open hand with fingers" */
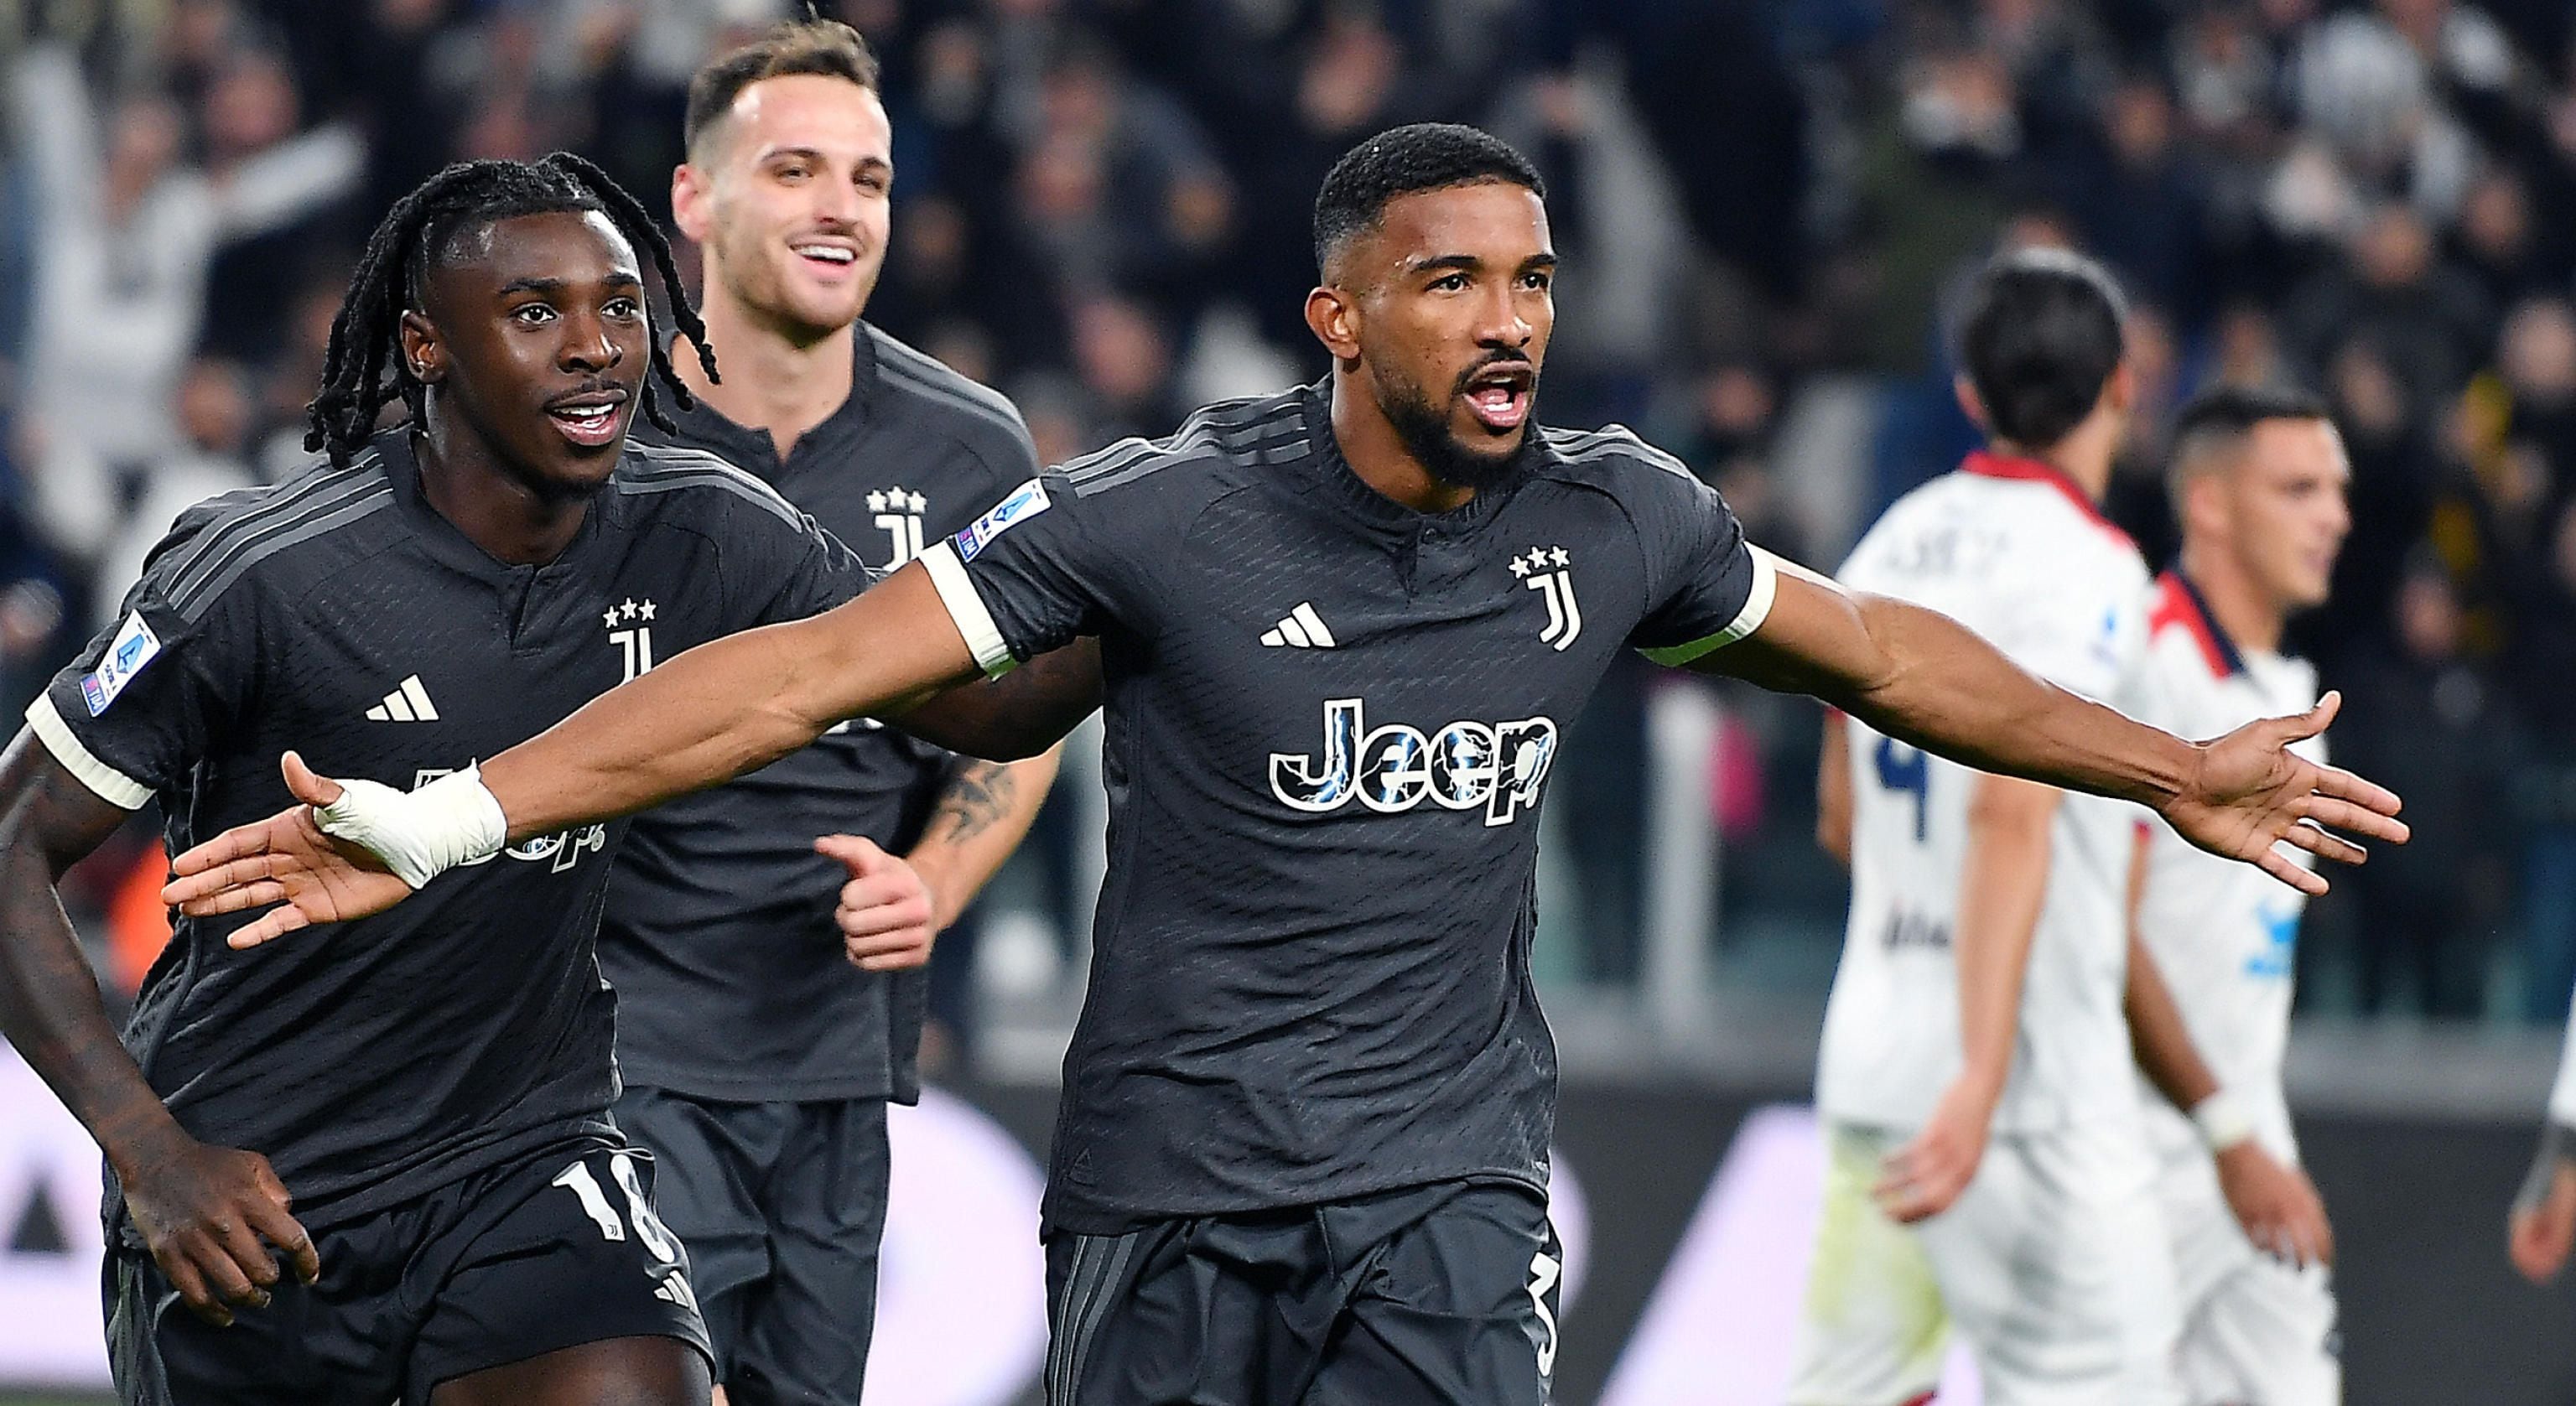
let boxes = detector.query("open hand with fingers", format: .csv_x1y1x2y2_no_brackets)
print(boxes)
116,1125,320,1326
161,753,451,947
2158,693,2407,895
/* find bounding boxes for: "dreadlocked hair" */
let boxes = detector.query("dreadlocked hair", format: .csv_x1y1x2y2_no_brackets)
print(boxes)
306,153,721,466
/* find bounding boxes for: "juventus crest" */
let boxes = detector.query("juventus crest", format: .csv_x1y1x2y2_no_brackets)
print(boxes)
867,485,929,565
1509,546,1581,651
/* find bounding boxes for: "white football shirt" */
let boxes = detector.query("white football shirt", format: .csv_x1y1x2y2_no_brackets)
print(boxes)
1817,452,2152,1134
2130,571,2320,1164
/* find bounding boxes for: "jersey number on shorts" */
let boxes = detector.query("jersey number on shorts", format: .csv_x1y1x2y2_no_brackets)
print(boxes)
552,1154,680,1264
1526,1250,1561,1377
1873,736,1929,841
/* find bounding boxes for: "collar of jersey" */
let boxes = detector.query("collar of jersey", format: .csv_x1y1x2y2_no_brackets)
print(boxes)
1958,449,2132,544
2152,568,2250,677
1301,380,1522,537
377,425,610,583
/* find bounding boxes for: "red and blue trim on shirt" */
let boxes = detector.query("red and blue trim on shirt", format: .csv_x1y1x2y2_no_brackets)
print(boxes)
2148,569,2246,679
1958,449,2136,551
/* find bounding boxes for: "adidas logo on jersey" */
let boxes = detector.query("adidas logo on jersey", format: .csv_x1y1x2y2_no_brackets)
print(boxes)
365,676,439,723
1259,602,1337,649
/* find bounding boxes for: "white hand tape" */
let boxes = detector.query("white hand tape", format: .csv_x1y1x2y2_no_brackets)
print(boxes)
311,764,508,890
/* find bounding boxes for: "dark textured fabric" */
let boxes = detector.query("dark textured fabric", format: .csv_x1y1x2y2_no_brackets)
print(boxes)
105,1134,710,1406
614,1087,891,1405
39,427,865,1233
605,324,1038,1102
1043,1180,1562,1406
945,381,1759,1232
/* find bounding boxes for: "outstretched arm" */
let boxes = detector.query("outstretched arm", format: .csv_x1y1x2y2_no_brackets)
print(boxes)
480,564,983,836
0,733,317,1320
1697,563,2406,889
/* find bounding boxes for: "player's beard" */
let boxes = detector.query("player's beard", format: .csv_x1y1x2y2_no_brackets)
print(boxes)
1376,362,1540,493
714,220,870,341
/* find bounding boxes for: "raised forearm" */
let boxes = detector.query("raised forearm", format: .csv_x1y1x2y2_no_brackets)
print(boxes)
1952,777,2055,1097
483,567,979,838
906,745,1062,930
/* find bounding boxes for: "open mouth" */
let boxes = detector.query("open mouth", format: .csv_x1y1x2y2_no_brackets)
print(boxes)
545,391,628,449
792,241,860,272
1460,366,1535,432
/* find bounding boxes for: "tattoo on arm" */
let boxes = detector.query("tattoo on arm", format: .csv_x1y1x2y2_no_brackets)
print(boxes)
925,759,1017,848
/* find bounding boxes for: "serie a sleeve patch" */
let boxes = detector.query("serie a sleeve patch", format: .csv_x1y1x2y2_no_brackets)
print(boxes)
79,611,164,716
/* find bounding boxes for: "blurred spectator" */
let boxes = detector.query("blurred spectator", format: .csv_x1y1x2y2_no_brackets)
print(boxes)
91,356,262,630
2303,336,2438,663
2056,74,2210,319
1067,293,1182,446
2514,499,2576,1018
195,46,364,361
2285,1,2484,226
2449,166,2549,305
2335,558,2516,1018
15,46,213,469
2283,204,2491,425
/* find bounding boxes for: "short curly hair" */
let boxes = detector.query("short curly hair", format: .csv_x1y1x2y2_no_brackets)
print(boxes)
1311,123,1545,276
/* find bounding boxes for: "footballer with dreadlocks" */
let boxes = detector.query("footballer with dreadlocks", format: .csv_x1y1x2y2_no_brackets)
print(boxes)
0,152,1042,1405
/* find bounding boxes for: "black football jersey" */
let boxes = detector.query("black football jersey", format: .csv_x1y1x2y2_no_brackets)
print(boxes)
603,324,1039,1102
29,427,867,1230
916,381,1772,1232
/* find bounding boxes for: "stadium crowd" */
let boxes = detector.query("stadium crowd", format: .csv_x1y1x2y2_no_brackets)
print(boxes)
0,0,2572,1025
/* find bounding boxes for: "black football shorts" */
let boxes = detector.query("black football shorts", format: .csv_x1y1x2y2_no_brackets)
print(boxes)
105,1134,710,1405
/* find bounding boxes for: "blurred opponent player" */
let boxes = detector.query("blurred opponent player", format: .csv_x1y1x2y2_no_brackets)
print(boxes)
163,127,2406,1406
2127,386,2349,1404
600,23,1067,1406
1794,252,2317,1406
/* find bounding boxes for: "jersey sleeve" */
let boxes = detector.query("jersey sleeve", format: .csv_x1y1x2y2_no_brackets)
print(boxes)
1627,468,1779,666
917,471,1131,677
27,522,260,810
730,499,877,630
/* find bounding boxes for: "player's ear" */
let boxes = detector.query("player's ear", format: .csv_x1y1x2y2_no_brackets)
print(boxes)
2103,359,2138,417
672,160,714,244
2183,467,2227,541
398,310,445,387
1950,374,1987,433
1306,284,1360,362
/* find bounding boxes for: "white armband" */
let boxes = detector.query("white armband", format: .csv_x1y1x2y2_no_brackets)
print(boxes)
312,764,508,890
2189,1087,2257,1153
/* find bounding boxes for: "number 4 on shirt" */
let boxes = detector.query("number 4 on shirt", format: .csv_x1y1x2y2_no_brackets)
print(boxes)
1874,735,1928,842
